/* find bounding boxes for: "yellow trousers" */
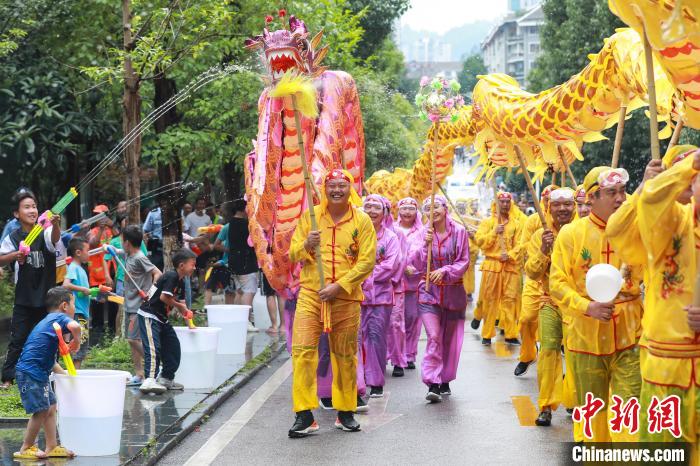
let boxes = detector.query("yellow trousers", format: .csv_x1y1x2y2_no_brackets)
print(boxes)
537,304,562,411
519,280,540,363
463,252,477,295
479,268,519,339
569,347,641,442
292,290,360,413
640,356,700,463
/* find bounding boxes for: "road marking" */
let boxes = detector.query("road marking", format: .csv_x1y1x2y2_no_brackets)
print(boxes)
511,395,538,426
493,341,515,358
184,358,293,466
361,391,402,432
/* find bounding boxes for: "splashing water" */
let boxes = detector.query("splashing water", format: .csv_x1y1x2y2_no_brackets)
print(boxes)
77,64,250,191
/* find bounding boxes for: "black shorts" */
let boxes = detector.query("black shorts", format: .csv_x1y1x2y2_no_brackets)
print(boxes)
206,266,231,291
196,250,213,270
261,273,275,297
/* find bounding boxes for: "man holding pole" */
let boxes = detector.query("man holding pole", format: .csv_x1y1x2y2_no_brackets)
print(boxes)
550,166,643,442
475,192,523,346
636,147,700,456
288,169,376,437
514,185,557,376
522,188,576,426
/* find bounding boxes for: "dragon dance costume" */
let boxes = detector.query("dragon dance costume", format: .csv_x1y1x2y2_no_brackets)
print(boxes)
550,167,643,442
410,195,469,399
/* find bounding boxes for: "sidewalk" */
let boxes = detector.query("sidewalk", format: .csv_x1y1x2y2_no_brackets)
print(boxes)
0,331,283,466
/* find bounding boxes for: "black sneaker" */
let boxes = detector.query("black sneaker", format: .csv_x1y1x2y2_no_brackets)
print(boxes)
514,360,533,377
500,329,505,336
406,361,416,370
319,397,333,410
535,409,552,426
425,384,442,403
392,366,404,377
288,410,319,438
369,386,384,398
505,338,521,345
495,319,499,327
482,338,491,346
566,408,574,415
356,395,369,413
335,411,361,432
470,319,480,330
439,383,451,396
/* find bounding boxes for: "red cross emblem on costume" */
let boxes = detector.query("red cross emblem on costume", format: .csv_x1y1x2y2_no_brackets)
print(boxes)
609,395,640,435
572,392,606,439
647,395,682,438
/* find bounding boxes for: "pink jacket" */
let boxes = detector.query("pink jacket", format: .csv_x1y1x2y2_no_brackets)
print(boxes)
362,227,401,306
410,221,470,311
394,220,424,292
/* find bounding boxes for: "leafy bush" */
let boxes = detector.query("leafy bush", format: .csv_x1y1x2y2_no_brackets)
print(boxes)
0,273,14,319
0,385,27,418
82,336,132,372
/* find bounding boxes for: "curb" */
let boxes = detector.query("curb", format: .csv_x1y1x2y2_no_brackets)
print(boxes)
0,417,28,426
124,341,286,466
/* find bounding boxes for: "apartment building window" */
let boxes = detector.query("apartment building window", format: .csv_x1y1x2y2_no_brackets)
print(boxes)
530,43,539,53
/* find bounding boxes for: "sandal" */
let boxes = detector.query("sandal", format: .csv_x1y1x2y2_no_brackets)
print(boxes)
14,445,47,459
46,445,75,458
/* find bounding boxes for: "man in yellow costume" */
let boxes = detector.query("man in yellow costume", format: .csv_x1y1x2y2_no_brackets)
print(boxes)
455,198,480,303
550,166,643,442
522,188,576,428
514,185,557,376
475,192,523,345
636,146,700,457
288,169,376,437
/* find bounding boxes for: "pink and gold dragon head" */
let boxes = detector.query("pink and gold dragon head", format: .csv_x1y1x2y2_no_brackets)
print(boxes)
244,13,364,298
245,12,328,82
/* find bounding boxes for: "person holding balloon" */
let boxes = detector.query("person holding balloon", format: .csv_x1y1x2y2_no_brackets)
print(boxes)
549,166,644,442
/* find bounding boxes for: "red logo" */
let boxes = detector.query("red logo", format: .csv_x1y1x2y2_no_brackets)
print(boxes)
572,392,606,439
609,395,640,434
648,395,682,438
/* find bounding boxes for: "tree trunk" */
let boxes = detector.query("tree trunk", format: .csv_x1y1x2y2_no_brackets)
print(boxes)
154,70,181,269
123,0,142,225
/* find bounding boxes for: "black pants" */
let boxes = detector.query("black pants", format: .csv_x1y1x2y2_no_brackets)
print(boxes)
138,315,180,380
90,299,118,334
2,304,46,382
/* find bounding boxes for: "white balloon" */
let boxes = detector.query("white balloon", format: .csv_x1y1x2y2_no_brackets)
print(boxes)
586,263,623,303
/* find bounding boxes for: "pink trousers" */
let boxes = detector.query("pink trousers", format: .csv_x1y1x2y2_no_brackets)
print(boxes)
419,304,465,385
404,291,421,363
387,292,407,368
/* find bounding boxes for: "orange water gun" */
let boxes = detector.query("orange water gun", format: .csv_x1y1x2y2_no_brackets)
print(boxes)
52,322,77,376
198,224,223,235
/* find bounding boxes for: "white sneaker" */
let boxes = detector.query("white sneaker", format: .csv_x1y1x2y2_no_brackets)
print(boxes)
247,322,259,332
139,377,166,395
157,377,184,390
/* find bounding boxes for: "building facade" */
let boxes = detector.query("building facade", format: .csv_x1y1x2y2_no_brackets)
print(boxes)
481,2,543,89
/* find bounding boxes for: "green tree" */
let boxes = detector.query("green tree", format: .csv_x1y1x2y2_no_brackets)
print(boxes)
458,53,487,96
347,0,410,59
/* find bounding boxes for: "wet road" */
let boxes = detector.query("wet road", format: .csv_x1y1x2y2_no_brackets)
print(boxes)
159,301,574,465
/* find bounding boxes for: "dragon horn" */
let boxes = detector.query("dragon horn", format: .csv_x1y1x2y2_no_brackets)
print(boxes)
310,29,324,50
313,46,329,67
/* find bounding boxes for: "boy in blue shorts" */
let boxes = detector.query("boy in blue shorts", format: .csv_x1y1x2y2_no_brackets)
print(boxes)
14,286,81,459
62,237,91,368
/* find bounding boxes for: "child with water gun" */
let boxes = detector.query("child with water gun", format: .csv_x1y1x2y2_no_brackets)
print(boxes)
137,249,196,395
13,287,80,459
61,238,92,368
106,225,161,387
0,189,61,388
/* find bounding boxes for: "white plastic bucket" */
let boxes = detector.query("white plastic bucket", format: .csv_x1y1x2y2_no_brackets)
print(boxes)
206,305,250,354
174,326,221,388
54,369,129,456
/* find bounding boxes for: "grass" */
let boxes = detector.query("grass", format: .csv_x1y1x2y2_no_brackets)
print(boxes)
0,385,28,418
239,346,272,374
82,335,133,372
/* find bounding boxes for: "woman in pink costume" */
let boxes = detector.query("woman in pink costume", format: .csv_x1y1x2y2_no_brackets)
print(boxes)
394,197,424,370
360,194,401,398
410,195,469,403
